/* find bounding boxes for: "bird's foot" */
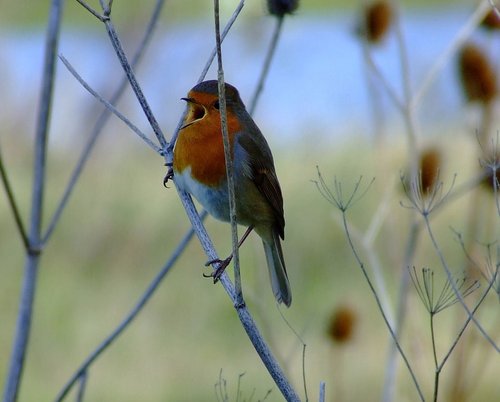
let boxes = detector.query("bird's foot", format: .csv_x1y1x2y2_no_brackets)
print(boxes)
204,255,233,283
163,163,174,188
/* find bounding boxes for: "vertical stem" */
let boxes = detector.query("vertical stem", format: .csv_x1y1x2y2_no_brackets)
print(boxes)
430,314,438,368
249,15,284,116
381,220,420,402
433,369,440,402
2,1,64,401
214,0,243,305
3,257,40,402
430,314,440,402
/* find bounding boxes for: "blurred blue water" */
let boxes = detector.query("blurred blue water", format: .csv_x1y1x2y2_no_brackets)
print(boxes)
0,8,489,147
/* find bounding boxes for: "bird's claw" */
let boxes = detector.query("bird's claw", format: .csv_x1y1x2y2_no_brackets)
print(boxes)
204,256,233,283
163,163,174,188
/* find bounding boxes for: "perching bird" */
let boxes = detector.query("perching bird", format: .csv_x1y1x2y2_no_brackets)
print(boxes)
168,80,291,307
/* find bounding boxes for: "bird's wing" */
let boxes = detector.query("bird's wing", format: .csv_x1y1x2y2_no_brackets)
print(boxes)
237,125,285,239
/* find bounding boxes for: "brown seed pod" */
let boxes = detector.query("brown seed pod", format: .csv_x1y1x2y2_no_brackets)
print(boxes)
480,8,500,31
266,0,299,17
419,148,441,196
327,305,357,344
458,43,497,104
362,1,393,43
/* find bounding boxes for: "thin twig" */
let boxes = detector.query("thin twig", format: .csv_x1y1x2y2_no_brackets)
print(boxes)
214,0,243,305
43,0,165,244
2,1,64,401
75,0,108,22
54,213,204,402
249,15,284,115
334,211,395,326
0,145,30,251
59,55,159,152
277,306,308,402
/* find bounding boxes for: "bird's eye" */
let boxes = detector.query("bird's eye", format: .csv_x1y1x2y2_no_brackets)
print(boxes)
213,100,220,110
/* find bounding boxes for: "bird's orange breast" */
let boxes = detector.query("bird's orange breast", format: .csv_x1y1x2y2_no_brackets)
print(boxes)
173,109,242,188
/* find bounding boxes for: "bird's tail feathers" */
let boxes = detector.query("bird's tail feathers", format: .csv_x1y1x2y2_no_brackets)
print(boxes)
262,231,291,307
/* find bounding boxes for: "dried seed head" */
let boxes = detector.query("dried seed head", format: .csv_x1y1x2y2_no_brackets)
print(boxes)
267,0,299,17
480,8,500,31
419,148,441,196
327,305,357,344
360,1,393,43
458,43,497,104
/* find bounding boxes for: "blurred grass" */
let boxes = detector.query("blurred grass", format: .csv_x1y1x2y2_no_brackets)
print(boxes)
1,130,499,401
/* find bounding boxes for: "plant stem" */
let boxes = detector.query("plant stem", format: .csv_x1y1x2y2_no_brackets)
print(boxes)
249,15,284,116
2,1,64,401
430,313,440,402
341,212,425,402
214,0,243,305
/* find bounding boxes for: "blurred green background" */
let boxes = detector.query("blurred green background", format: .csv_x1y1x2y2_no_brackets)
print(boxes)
1,1,499,401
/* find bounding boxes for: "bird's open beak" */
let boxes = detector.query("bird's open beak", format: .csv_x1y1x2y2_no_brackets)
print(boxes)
180,97,206,129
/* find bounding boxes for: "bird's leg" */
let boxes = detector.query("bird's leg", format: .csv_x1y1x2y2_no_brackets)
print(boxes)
163,162,174,187
205,225,254,283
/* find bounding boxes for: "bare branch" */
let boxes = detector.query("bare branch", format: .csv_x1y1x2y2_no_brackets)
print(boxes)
59,55,159,153
3,1,64,401
214,0,243,305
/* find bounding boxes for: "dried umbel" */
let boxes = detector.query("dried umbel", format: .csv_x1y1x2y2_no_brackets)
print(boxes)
360,0,393,43
266,0,299,17
419,148,441,196
327,305,357,344
458,43,497,104
480,8,500,31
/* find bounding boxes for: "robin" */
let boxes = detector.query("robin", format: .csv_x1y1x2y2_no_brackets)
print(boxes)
166,80,291,307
